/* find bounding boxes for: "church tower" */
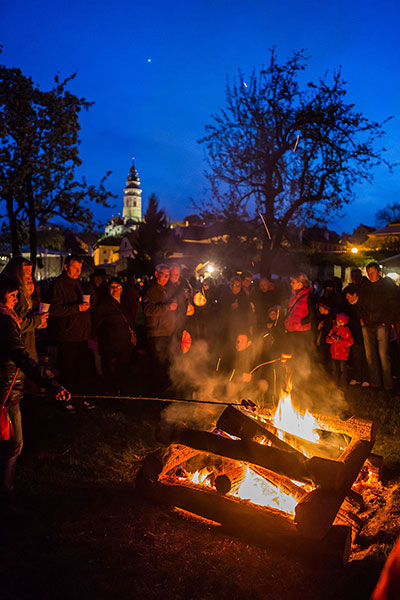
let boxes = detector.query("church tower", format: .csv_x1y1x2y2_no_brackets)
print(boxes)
122,160,142,222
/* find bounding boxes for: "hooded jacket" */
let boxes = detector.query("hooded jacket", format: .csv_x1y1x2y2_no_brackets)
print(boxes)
326,314,354,360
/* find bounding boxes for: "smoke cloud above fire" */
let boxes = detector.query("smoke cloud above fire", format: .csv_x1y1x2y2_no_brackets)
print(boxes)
161,338,349,430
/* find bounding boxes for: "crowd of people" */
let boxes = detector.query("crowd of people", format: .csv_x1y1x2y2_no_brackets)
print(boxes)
1,254,400,512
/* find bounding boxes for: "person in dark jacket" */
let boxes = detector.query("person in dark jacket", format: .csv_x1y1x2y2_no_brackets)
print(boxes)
92,277,135,394
48,255,93,394
0,275,70,506
165,263,188,356
1,256,48,361
143,264,177,394
356,262,397,390
251,277,281,335
315,300,335,372
344,284,369,386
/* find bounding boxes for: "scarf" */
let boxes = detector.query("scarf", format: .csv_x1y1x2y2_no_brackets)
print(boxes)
0,305,22,329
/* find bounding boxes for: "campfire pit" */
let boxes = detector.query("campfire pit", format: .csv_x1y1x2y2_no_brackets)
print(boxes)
136,389,378,566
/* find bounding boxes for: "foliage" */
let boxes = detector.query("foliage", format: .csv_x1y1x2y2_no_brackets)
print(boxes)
199,48,394,274
376,202,400,227
0,59,115,264
133,193,176,275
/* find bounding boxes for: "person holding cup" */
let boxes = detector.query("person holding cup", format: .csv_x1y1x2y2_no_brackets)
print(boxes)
49,255,94,395
1,257,49,361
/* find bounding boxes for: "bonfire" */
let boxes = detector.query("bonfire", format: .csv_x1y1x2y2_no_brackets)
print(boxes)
136,382,381,566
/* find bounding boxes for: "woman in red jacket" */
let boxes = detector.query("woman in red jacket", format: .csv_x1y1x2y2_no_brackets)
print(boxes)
284,273,315,365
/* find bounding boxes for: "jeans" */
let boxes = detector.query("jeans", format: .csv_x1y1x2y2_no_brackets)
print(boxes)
0,403,23,493
361,325,392,390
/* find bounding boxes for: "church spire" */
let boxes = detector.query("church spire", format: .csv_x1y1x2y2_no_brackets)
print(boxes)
122,158,142,222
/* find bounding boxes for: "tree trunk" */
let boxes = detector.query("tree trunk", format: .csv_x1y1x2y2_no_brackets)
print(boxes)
26,177,37,271
6,194,20,255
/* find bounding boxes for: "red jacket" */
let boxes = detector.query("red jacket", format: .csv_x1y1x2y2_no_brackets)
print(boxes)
326,317,353,360
284,288,311,332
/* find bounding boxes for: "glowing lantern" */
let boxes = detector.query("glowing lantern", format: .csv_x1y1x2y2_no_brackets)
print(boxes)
194,292,207,307
186,303,195,316
181,330,192,353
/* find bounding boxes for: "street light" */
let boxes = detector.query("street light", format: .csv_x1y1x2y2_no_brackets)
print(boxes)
351,247,358,254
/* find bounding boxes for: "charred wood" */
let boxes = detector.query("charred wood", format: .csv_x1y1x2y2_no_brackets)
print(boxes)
216,406,305,458
260,408,376,442
214,463,246,494
295,439,374,540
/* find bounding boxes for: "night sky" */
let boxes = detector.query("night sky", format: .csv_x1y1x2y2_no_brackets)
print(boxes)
1,0,400,233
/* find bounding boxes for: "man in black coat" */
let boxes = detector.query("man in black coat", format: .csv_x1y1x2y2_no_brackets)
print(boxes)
49,255,92,393
143,264,177,394
356,262,398,390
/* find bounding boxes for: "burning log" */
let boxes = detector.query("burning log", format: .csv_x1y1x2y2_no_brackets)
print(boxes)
311,413,376,442
156,422,348,490
216,405,305,458
160,444,202,478
217,406,345,460
214,463,246,494
250,465,307,502
295,438,374,540
365,453,383,481
335,507,364,537
260,408,376,442
135,457,352,565
345,489,365,512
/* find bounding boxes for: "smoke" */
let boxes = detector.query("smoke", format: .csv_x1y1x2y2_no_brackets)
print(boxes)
162,340,231,430
161,335,349,431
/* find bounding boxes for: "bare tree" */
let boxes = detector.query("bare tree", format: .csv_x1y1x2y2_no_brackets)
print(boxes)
199,49,394,274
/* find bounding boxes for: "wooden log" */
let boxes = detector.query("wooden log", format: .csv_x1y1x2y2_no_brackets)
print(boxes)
214,463,246,494
160,444,202,478
295,438,374,540
260,408,376,442
156,423,347,491
335,506,364,536
311,413,376,442
365,453,383,481
250,465,307,502
216,405,305,458
136,466,351,565
345,489,365,512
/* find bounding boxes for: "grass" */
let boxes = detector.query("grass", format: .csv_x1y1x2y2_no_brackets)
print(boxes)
1,389,400,600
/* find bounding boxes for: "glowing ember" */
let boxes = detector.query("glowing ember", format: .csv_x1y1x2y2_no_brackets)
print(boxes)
272,387,320,444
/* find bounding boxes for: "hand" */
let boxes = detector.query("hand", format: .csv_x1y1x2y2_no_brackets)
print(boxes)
242,372,252,383
79,302,91,312
38,312,49,328
347,293,359,305
55,386,71,402
170,302,178,311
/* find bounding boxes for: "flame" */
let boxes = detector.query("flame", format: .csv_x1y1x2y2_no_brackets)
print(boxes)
272,385,320,444
184,464,298,515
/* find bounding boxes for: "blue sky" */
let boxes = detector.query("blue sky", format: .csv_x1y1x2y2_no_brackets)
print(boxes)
1,0,400,233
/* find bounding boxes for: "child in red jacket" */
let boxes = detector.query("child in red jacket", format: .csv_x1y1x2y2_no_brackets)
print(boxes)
326,313,354,386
